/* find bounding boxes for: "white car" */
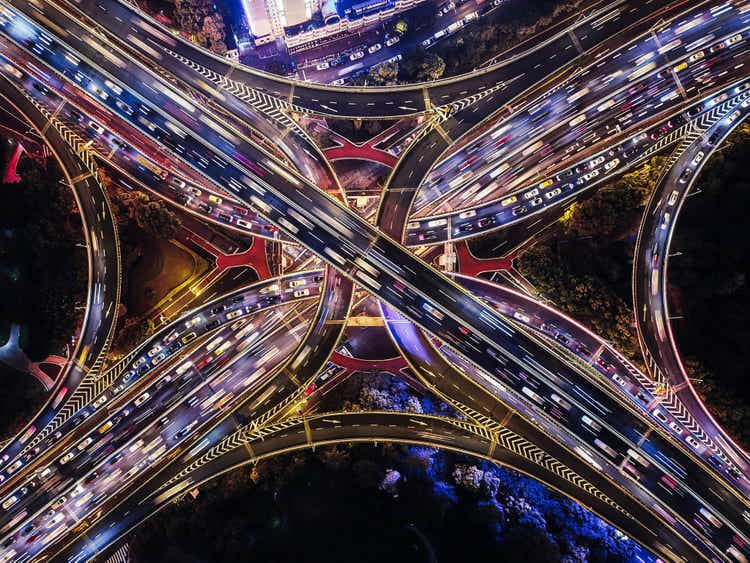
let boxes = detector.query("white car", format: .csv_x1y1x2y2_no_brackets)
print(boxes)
692,151,705,165
604,158,620,171
545,188,562,199
60,452,76,465
583,169,600,181
91,84,108,100
349,51,364,61
88,120,105,135
385,36,400,47
589,155,605,167
293,289,311,298
368,43,382,54
458,210,477,219
331,78,345,85
523,188,540,200
667,190,679,206
316,61,330,70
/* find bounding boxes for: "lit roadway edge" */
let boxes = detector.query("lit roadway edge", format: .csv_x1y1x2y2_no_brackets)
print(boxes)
633,92,750,475
0,47,355,465
0,270,325,490
3,0,750,557
50,412,695,563
0,75,122,470
1,0,750,556
67,0,636,119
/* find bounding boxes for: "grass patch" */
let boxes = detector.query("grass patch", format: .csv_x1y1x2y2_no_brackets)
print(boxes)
127,235,200,315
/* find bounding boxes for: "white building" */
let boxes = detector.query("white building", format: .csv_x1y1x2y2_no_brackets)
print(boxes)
243,0,426,48
244,0,317,42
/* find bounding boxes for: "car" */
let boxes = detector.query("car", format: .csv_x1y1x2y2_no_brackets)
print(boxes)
93,395,108,408
304,383,317,395
512,206,527,216
523,188,540,200
91,84,108,100
88,120,105,135
691,151,705,166
458,209,477,219
545,187,562,199
678,168,693,183
650,125,670,140
582,169,600,181
289,279,306,288
604,158,620,171
661,212,671,230
60,452,76,465
673,62,688,73
206,319,220,330
538,179,553,189
726,33,743,45
685,435,702,450
422,38,434,48
418,230,438,242
211,305,226,315
77,437,93,451
147,344,162,357
2,495,18,510
530,197,543,206
707,132,721,145
51,496,67,510
477,217,495,228
652,408,668,423
294,289,310,298
385,36,400,47
181,332,197,344
367,43,382,54
612,374,628,386
726,110,742,124
555,333,570,345
331,78,345,86
589,156,605,168
134,392,150,407
349,51,364,61
226,309,244,320
513,311,531,323
315,61,329,71
667,190,679,206
501,196,517,206
709,41,726,54
208,194,223,205
688,51,705,63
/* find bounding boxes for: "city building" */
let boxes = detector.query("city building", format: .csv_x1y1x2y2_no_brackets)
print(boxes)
242,0,426,50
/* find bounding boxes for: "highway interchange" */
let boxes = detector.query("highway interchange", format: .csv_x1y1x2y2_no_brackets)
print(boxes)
0,0,749,561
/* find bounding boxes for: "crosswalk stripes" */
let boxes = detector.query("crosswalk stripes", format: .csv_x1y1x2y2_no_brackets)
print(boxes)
157,411,629,519
11,87,122,456
104,543,130,563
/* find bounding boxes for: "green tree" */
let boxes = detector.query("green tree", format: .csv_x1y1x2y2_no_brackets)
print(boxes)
367,61,399,86
400,49,446,83
112,317,154,356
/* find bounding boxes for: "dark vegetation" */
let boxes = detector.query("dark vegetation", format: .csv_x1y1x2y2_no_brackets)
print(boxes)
669,124,750,448
516,157,665,359
433,0,586,77
0,365,46,439
130,374,645,562
0,152,87,360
